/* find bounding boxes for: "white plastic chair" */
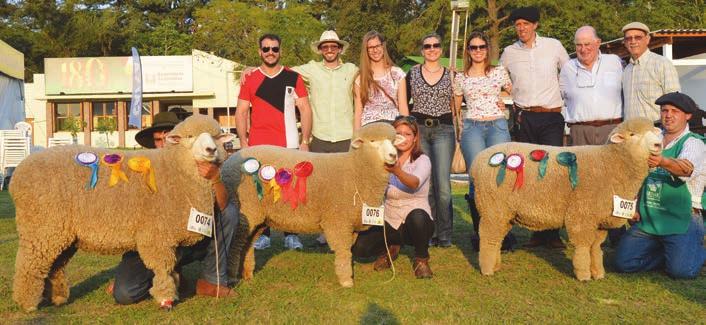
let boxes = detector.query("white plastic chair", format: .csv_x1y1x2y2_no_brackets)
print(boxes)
14,122,32,139
0,134,30,191
48,137,74,147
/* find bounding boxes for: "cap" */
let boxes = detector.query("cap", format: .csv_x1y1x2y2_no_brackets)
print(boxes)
622,22,650,34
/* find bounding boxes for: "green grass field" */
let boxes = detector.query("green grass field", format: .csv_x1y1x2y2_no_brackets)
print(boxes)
0,186,705,324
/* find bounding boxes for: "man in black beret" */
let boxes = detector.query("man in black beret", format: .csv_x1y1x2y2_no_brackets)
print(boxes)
500,6,570,249
615,92,706,279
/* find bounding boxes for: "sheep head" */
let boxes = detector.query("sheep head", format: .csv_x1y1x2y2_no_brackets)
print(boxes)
608,117,662,160
165,115,235,163
350,122,403,165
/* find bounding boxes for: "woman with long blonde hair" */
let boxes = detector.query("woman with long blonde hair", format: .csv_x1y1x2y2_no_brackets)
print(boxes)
353,31,409,130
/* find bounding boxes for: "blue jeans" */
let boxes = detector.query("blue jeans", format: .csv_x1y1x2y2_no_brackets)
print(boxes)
614,212,706,279
418,123,455,243
460,118,511,194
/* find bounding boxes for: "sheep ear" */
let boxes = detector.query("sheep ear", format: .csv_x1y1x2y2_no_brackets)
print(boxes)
351,138,364,149
609,132,625,144
393,134,405,146
652,127,662,135
217,133,236,143
166,134,182,144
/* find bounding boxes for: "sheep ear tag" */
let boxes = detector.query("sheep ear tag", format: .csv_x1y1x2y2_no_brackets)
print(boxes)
556,152,578,190
362,204,385,226
488,152,507,187
75,152,99,190
529,150,549,179
505,153,525,191
241,158,263,200
187,207,213,237
102,154,128,187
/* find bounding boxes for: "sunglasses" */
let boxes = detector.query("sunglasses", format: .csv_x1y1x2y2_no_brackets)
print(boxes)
423,43,442,50
319,44,340,51
623,35,644,43
394,115,417,123
261,46,280,53
467,44,488,51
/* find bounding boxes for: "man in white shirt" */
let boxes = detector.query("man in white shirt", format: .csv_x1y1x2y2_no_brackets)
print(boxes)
500,6,569,248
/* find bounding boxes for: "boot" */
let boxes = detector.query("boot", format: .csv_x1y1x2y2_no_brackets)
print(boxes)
413,257,433,279
466,193,481,252
501,232,517,252
195,279,235,298
373,245,400,271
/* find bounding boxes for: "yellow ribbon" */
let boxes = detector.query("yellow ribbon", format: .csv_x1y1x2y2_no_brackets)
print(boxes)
101,154,128,187
269,179,281,203
128,157,157,193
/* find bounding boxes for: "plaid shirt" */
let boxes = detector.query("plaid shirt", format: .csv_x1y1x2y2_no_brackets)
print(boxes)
622,50,681,122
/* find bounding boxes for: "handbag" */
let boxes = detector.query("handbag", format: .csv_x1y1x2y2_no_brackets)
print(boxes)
451,143,466,174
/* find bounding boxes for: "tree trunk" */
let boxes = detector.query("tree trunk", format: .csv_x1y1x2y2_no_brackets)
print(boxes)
487,0,501,62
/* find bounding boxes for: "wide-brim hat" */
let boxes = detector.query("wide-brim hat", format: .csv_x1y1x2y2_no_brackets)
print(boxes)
655,92,703,119
310,30,350,55
135,111,181,148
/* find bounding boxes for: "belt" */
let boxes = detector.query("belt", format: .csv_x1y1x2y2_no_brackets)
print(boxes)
423,118,441,127
693,208,702,215
518,106,562,113
568,118,623,127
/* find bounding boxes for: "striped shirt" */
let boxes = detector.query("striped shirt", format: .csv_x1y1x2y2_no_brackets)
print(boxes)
622,50,681,122
665,126,706,209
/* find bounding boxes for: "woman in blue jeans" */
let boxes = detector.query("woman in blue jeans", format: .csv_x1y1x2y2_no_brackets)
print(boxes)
406,33,455,247
453,31,515,251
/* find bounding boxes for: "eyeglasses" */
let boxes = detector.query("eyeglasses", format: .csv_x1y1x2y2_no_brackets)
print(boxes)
467,44,488,51
319,44,340,51
423,43,442,50
623,35,644,43
261,46,280,53
394,115,417,123
367,43,383,51
575,58,602,88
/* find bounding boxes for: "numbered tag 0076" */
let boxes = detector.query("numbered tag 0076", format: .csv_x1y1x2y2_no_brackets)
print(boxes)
612,195,637,219
187,207,213,237
361,204,385,226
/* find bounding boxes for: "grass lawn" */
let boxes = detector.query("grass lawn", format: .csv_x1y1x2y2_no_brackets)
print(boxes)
0,185,705,324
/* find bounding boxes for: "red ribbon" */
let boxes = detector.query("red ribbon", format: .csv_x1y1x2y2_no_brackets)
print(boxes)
506,154,525,191
293,161,313,208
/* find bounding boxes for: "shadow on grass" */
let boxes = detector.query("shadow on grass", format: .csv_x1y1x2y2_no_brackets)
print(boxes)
67,268,114,303
359,303,399,325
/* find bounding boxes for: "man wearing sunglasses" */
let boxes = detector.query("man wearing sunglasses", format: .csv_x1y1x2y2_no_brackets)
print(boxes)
236,33,313,250
621,22,680,123
500,6,569,249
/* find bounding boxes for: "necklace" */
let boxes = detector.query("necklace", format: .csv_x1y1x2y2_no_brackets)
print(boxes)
422,64,442,74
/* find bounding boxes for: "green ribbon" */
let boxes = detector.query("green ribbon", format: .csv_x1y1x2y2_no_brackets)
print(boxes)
529,150,549,180
495,161,507,187
556,152,578,189
241,158,264,200
489,152,507,187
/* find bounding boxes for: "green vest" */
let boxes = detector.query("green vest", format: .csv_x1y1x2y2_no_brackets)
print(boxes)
637,132,699,235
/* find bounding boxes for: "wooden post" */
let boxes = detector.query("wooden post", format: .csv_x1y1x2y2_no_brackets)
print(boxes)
117,101,126,147
83,101,91,145
46,102,54,145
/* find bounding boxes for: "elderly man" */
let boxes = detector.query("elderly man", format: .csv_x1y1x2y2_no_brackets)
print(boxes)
622,22,681,122
614,92,706,279
500,6,569,248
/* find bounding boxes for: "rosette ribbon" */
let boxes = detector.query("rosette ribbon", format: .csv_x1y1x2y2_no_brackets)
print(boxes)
241,158,264,200
292,161,314,209
102,153,128,187
75,152,99,190
259,165,278,202
557,152,578,189
505,153,525,191
128,157,157,193
488,152,507,187
275,168,294,208
529,150,549,179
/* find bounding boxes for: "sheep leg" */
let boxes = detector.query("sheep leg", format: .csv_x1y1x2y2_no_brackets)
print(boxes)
479,220,511,276
46,244,78,306
13,236,74,311
323,226,354,287
590,230,608,280
139,245,178,306
242,227,265,281
568,228,593,281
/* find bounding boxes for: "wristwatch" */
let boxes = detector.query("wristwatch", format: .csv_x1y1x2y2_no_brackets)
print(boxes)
301,137,312,145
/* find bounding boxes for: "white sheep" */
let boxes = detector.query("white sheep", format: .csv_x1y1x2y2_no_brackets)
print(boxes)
11,115,234,311
471,118,662,281
222,122,402,287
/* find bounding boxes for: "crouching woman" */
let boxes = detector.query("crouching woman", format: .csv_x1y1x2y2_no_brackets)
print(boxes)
351,116,435,278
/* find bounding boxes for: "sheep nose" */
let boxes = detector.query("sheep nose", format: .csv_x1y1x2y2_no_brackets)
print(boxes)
205,146,217,155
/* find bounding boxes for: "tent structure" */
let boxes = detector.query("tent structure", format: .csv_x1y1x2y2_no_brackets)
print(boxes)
0,39,25,130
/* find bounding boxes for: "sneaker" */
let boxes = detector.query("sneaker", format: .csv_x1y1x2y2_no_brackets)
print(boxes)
316,234,328,246
284,235,303,250
253,235,271,250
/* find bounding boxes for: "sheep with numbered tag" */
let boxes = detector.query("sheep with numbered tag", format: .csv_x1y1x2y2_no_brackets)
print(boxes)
470,118,662,281
11,115,234,311
222,122,403,287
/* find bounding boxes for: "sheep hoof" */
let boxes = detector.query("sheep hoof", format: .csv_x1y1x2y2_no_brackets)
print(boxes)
159,300,174,311
480,271,494,276
576,274,592,281
339,280,354,288
22,306,38,312
51,296,68,306
592,272,605,280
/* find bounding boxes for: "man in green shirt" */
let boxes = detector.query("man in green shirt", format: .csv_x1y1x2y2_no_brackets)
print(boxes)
614,92,706,279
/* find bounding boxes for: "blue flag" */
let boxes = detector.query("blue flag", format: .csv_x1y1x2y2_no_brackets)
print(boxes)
129,47,143,129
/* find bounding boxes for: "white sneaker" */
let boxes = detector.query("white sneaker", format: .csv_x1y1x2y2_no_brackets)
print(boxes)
284,235,303,250
253,235,271,250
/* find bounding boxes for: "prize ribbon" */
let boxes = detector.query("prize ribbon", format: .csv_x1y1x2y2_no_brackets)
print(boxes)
275,168,294,208
506,153,525,191
259,165,279,202
128,157,157,193
557,152,578,189
488,152,507,187
241,158,263,200
102,153,128,187
293,161,314,208
529,150,549,179
75,152,99,189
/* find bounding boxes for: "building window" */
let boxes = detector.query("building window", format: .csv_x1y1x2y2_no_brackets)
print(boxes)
92,102,117,131
55,102,82,132
126,101,153,130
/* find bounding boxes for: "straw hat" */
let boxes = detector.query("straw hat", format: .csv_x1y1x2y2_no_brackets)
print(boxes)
310,30,350,54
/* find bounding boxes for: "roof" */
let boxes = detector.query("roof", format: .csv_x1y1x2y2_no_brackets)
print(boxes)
0,39,24,80
600,29,706,59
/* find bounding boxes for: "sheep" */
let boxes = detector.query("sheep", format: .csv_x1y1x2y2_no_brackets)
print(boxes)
470,118,662,281
11,115,234,311
221,122,402,287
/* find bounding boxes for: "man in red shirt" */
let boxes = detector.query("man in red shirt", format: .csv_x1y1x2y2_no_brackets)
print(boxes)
235,33,313,250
